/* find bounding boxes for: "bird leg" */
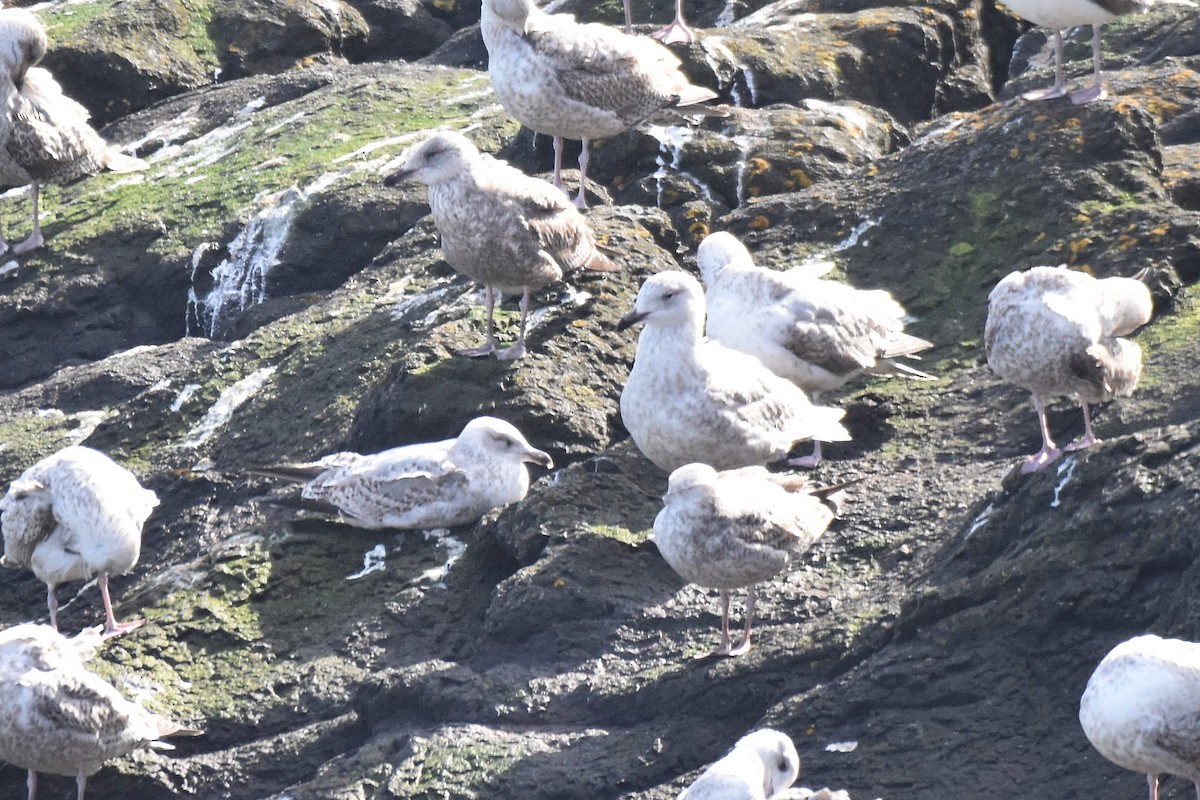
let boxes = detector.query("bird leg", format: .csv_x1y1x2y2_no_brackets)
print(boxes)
622,0,632,33
494,287,531,361
1022,29,1068,101
13,183,44,255
1149,773,1159,800
99,573,146,638
726,587,755,657
47,584,59,631
458,286,499,358
714,589,733,655
574,139,591,209
552,136,567,196
1021,395,1062,473
651,0,695,45
1070,25,1107,104
0,197,9,256
788,440,823,469
1064,401,1102,451
26,769,36,800
76,772,86,800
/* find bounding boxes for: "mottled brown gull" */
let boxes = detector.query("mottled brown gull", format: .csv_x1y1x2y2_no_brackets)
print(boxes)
481,0,718,207
0,8,148,253
0,622,201,800
698,231,933,467
1080,634,1200,800
252,416,553,530
678,729,800,799
654,463,835,656
618,271,850,473
1,446,159,637
985,265,1151,473
387,130,619,359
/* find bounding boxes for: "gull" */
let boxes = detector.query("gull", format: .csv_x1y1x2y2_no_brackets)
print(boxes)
386,130,619,359
985,265,1151,473
654,463,836,656
618,270,850,473
480,0,718,207
251,416,554,530
698,231,933,466
679,729,801,799
1,446,159,637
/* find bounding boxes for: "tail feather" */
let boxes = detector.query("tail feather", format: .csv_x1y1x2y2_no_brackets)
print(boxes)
104,149,148,173
584,246,620,273
804,404,852,443
246,464,326,483
865,358,936,381
880,331,934,359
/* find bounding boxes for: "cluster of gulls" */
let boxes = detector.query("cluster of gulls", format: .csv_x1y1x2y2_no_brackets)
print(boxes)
0,0,1196,797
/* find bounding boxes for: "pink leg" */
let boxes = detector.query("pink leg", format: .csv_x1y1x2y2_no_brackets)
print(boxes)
27,769,36,800
1022,30,1067,101
99,573,146,638
458,286,499,358
1148,773,1159,800
1064,401,1101,451
552,136,567,195
574,139,591,209
714,589,733,655
1021,395,1062,473
622,0,632,33
652,0,694,44
46,584,59,631
13,183,43,254
76,772,86,800
726,587,755,656
788,440,823,469
1070,25,1107,104
495,287,531,360
0,196,9,255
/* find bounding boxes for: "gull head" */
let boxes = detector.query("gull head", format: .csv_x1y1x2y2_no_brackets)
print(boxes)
385,131,481,188
664,462,718,501
736,729,801,798
1099,274,1153,338
482,0,534,32
459,416,554,470
617,271,705,334
697,231,755,287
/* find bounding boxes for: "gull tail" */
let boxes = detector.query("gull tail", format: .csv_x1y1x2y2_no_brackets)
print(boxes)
246,463,327,483
865,357,936,381
584,246,621,273
103,149,149,173
805,404,852,443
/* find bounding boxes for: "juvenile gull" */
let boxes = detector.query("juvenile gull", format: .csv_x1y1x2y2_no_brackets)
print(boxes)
1002,0,1196,103
679,729,800,799
480,0,718,207
654,463,835,656
386,130,619,359
0,8,148,253
0,622,201,800
618,271,850,473
985,264,1151,473
1,446,159,637
252,416,554,530
1080,634,1200,800
699,231,933,467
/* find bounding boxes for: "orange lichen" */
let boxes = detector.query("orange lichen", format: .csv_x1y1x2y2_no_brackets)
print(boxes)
749,215,771,230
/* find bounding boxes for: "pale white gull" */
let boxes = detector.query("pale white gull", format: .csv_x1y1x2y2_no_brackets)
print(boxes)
679,728,800,799
480,0,718,207
1002,0,1196,104
386,130,619,359
698,231,933,467
252,416,554,530
0,622,201,800
1,446,159,637
984,265,1151,473
0,8,148,253
654,463,835,656
1080,634,1200,800
618,271,850,473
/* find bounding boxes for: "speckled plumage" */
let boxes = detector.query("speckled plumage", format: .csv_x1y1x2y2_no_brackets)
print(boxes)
1,446,159,636
0,623,200,800
255,416,553,530
678,729,801,799
1080,634,1200,800
654,463,834,655
618,271,850,473
985,265,1151,472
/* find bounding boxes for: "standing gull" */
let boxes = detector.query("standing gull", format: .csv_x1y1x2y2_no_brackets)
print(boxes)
251,416,554,530
0,8,148,253
699,231,933,467
1002,0,1196,104
618,271,850,473
985,265,1151,473
1080,634,1200,800
679,729,800,799
1,446,159,637
386,131,619,360
654,463,836,656
480,0,718,207
0,622,201,800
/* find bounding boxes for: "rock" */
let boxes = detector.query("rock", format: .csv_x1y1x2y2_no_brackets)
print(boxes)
344,0,455,61
209,0,370,79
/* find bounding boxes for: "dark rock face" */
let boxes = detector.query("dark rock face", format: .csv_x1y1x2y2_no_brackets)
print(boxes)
1,1,1200,799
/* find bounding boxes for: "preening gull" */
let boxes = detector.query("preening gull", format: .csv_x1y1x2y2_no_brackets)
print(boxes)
679,729,800,799
0,8,148,253
985,265,1151,473
654,463,836,656
480,0,718,207
618,271,850,473
698,231,933,467
251,416,554,530
386,130,619,360
0,622,201,800
1080,634,1200,800
1,446,159,637
1001,0,1196,103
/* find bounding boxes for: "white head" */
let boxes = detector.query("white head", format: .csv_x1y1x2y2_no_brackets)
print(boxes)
735,729,800,797
387,131,483,188
617,271,707,341
697,231,755,286
1098,276,1152,338
457,416,554,469
482,0,534,31
665,462,719,499
1,476,51,526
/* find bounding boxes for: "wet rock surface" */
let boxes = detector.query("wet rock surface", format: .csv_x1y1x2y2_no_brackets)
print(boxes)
0,1,1199,799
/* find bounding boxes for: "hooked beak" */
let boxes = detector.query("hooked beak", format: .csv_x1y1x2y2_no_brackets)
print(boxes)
616,309,650,331
383,167,415,187
523,448,554,469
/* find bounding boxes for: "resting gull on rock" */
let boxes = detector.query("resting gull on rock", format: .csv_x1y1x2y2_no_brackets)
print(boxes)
678,728,800,799
1,446,159,637
985,264,1151,473
618,271,851,473
251,416,554,530
386,130,619,359
480,0,718,207
1080,634,1200,800
654,463,836,656
0,622,201,800
698,231,933,467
